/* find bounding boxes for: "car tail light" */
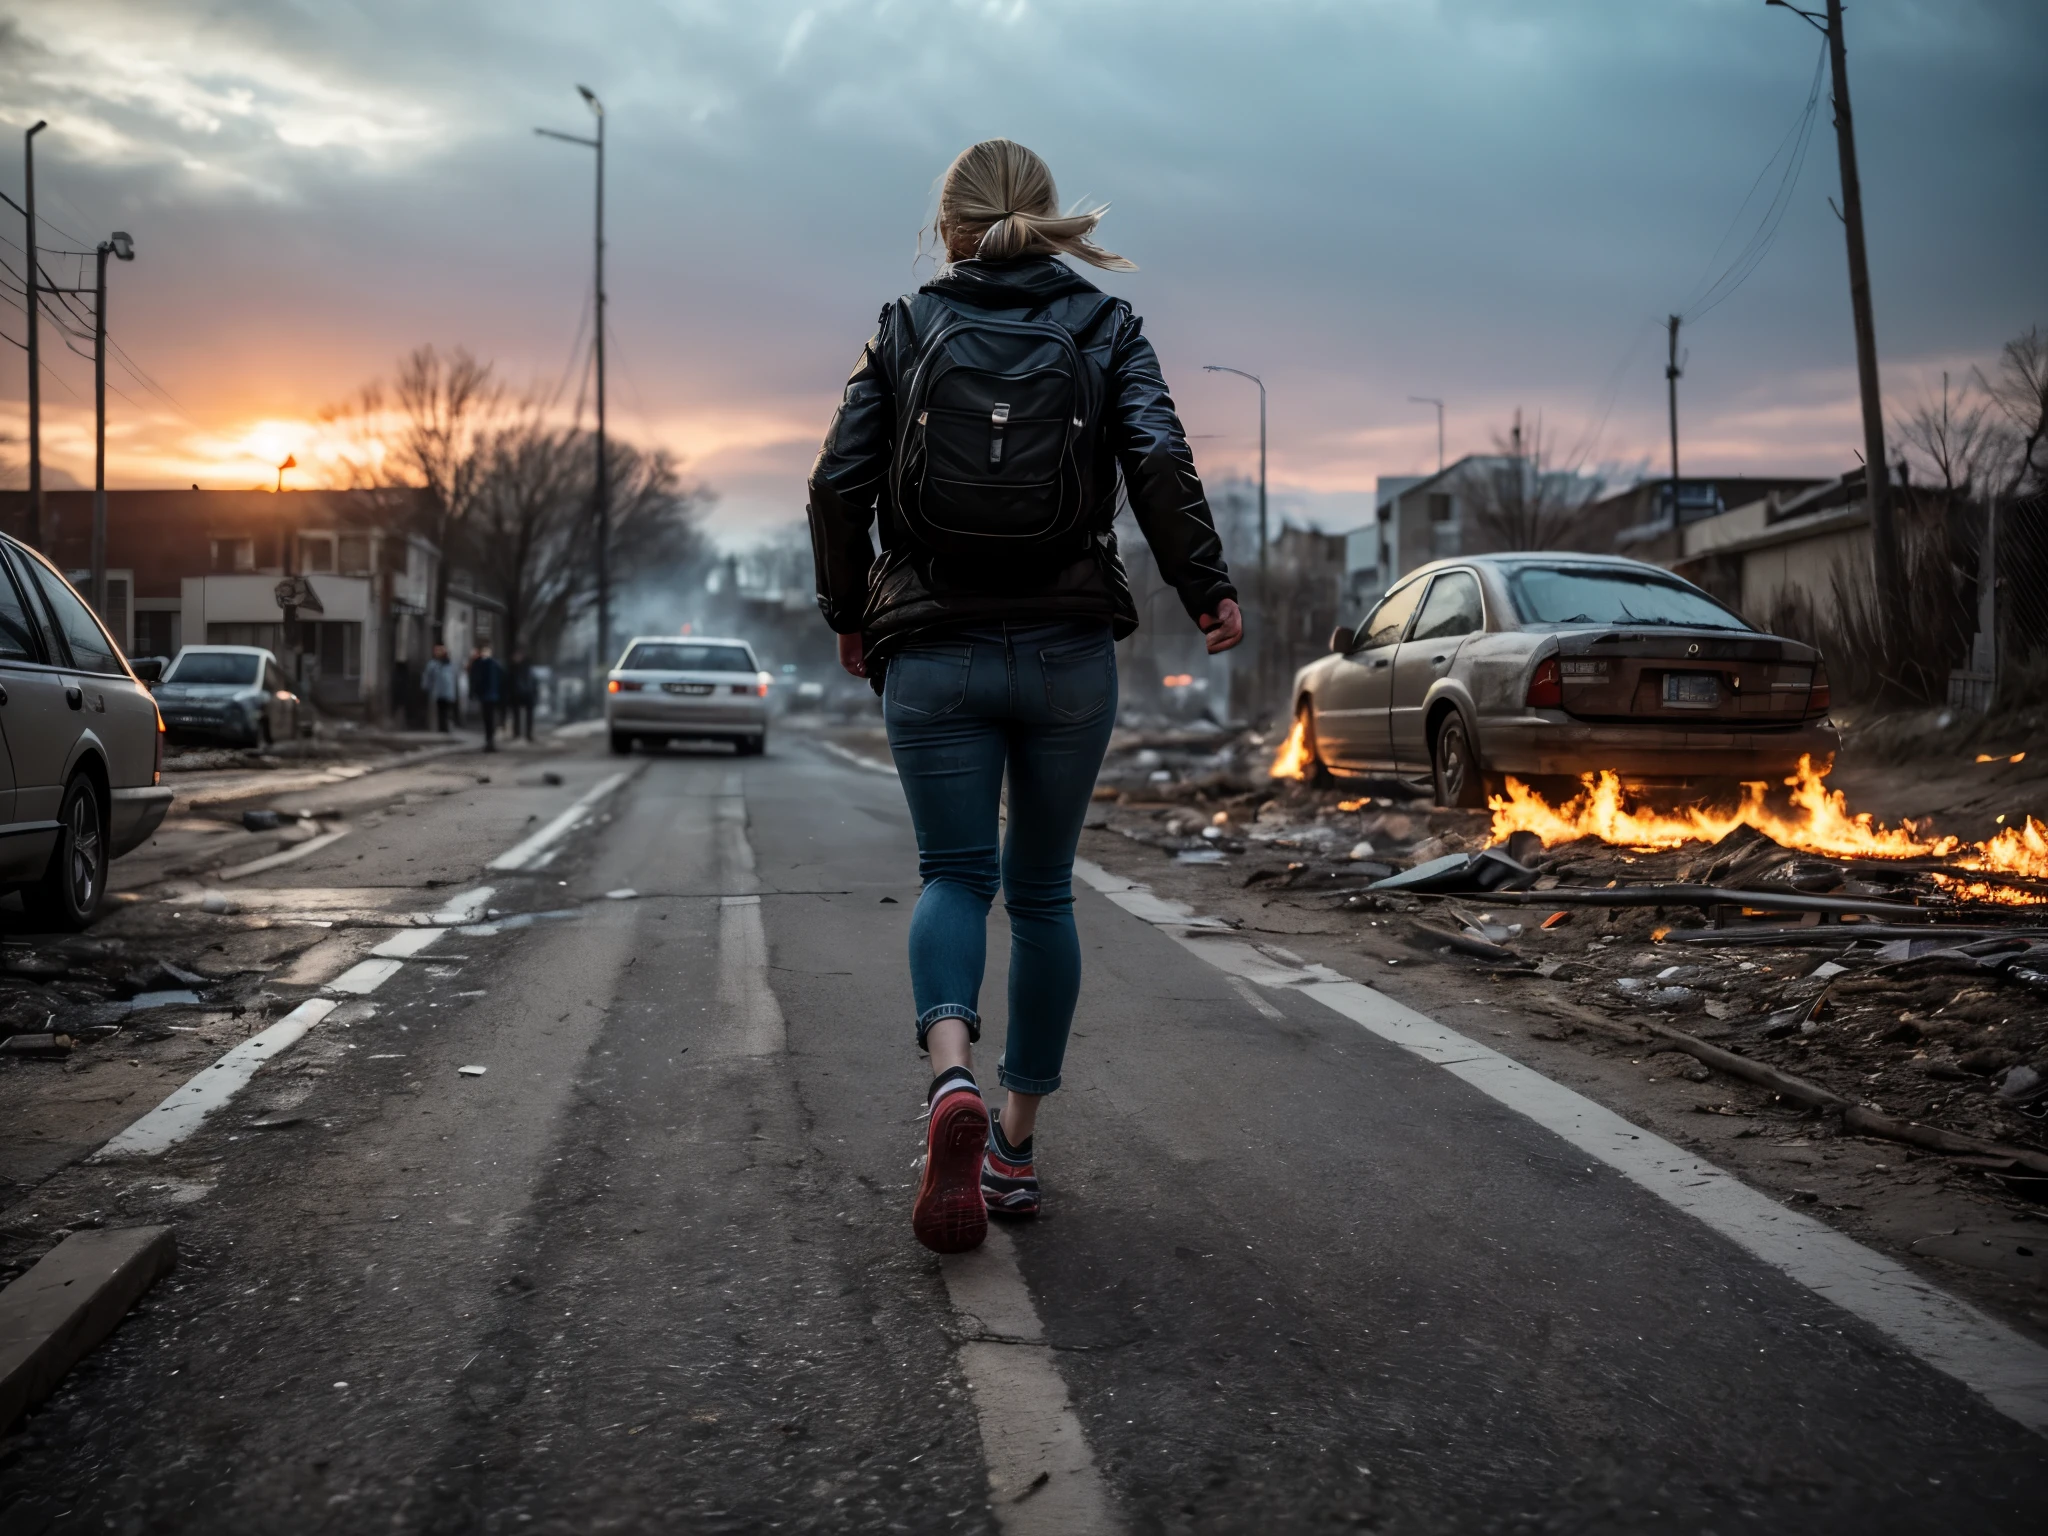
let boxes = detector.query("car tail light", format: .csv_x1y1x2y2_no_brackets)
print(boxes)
1526,656,1562,708
609,679,642,693
1809,661,1831,715
153,706,164,785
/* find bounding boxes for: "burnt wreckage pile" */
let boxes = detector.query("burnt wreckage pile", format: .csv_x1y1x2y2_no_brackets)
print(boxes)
1092,730,2048,1200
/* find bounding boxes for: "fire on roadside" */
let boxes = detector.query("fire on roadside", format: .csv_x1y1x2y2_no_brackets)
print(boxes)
1268,714,1314,780
1486,756,2048,883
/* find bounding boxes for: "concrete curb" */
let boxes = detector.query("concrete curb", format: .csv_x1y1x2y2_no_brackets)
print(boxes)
0,1225,176,1431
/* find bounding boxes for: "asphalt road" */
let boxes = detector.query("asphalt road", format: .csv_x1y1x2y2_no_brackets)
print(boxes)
4,736,2046,1533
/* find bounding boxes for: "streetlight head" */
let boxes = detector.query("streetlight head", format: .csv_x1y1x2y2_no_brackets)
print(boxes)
109,231,134,261
577,84,603,117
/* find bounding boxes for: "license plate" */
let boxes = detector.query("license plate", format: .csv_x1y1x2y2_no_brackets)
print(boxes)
665,682,714,696
1663,672,1718,707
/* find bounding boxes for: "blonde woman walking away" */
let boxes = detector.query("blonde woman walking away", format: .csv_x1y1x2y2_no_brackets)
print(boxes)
807,139,1242,1253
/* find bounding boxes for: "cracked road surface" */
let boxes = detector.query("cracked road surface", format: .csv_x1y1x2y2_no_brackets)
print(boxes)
3,740,2046,1532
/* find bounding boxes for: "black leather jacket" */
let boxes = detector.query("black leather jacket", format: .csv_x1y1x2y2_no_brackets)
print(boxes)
806,256,1236,660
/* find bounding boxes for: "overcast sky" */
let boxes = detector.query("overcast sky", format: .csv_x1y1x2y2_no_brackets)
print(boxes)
4,0,2044,544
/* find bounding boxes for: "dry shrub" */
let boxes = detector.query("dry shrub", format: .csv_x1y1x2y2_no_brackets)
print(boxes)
1763,494,1976,706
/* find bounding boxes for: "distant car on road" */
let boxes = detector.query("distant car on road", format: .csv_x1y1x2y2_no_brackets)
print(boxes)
1288,552,1837,807
153,645,302,750
606,636,771,756
0,532,173,928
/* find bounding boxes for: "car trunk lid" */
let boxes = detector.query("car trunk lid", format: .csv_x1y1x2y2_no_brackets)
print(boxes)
1553,630,1820,723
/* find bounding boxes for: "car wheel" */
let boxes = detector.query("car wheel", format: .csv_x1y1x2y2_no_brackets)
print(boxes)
26,773,107,931
1432,712,1491,809
609,730,634,756
1295,702,1333,787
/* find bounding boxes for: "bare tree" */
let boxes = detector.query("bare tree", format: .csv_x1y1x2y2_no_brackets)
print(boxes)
1461,410,1606,551
387,346,505,637
1893,371,2015,501
1975,324,2048,498
463,418,711,662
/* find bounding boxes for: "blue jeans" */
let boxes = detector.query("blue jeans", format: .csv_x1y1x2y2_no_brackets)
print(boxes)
883,620,1118,1095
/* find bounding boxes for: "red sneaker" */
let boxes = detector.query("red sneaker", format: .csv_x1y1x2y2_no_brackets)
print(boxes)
913,1071,989,1254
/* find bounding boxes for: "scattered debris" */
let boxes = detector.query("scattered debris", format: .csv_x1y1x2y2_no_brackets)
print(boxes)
0,1033,74,1059
604,888,639,901
457,1065,488,1077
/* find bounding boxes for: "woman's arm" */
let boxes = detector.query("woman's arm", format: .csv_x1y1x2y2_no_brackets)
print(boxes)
806,309,897,648
1105,312,1238,632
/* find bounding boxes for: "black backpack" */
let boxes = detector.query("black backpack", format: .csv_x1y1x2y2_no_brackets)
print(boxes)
889,295,1101,565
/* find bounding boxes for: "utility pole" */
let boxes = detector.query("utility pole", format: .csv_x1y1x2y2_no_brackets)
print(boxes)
92,232,135,617
1409,396,1445,474
1769,0,1903,627
23,121,46,549
1666,314,1683,523
537,85,609,675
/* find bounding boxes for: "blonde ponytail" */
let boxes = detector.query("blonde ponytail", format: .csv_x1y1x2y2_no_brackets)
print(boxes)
933,139,1135,272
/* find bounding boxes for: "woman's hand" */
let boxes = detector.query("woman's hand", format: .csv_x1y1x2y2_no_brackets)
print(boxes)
838,631,869,678
1198,597,1244,655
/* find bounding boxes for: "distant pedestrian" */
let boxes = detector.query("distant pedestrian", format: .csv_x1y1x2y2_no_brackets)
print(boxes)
807,139,1241,1255
468,644,507,752
421,643,459,734
511,650,539,742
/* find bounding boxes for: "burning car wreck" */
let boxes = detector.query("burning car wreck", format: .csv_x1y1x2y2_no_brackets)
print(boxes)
1278,552,1838,808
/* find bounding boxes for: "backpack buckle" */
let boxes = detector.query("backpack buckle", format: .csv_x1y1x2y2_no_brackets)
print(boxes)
989,402,1011,467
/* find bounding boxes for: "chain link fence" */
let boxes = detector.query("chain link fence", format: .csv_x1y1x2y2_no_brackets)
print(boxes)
1994,492,2048,708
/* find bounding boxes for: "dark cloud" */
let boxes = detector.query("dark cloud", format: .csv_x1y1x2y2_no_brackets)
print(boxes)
5,0,2043,533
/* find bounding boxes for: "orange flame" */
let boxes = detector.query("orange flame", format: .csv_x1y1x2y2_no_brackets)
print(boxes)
1269,716,1313,780
1488,756,2048,886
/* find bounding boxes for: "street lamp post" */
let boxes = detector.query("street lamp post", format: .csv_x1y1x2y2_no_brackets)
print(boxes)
91,231,135,618
537,86,611,676
1408,396,1445,474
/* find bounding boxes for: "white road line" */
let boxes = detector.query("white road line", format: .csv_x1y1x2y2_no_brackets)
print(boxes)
1226,973,1283,1020
326,958,405,996
487,773,629,870
811,738,899,776
1072,856,2048,1435
94,1000,339,1159
713,896,785,1057
943,1227,1121,1533
214,825,352,881
428,886,496,925
371,927,448,959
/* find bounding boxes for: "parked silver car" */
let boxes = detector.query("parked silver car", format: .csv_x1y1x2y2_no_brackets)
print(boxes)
606,636,771,756
1289,553,1838,807
0,533,173,927
154,645,302,749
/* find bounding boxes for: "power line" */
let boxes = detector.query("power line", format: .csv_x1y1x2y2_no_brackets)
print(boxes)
1680,35,1828,325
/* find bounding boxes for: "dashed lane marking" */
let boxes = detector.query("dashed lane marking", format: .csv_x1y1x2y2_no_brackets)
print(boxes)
810,738,899,776
94,1000,340,1160
1071,856,2048,1436
487,771,633,871
943,1227,1122,1533
214,825,354,881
